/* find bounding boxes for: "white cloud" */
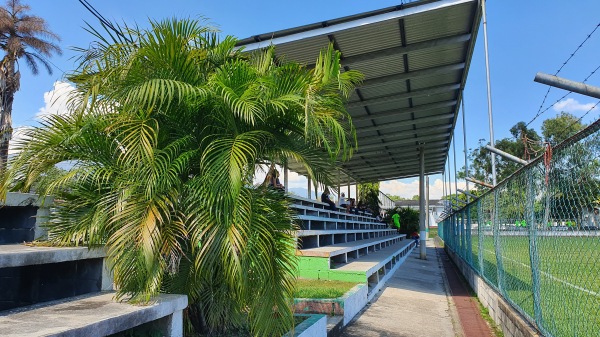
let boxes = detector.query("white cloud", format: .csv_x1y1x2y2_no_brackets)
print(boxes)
36,81,77,119
8,125,34,155
380,178,466,200
552,98,598,113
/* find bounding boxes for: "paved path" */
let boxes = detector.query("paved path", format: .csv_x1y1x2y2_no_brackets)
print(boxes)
341,240,461,337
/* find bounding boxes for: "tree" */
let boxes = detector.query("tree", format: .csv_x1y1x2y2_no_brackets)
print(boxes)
541,111,584,145
387,194,404,201
357,182,380,214
461,122,541,190
0,0,61,170
5,18,362,336
411,194,419,200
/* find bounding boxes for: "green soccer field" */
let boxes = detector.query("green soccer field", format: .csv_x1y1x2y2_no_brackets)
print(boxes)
462,234,600,337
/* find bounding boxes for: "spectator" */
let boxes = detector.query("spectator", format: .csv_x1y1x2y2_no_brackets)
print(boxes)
338,192,348,209
263,166,284,190
392,213,400,232
321,188,336,211
411,231,420,247
348,198,358,214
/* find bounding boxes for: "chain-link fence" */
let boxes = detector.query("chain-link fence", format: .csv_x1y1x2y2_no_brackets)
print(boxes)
439,119,600,337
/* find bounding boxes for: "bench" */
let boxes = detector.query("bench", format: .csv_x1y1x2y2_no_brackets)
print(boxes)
297,235,403,259
297,229,398,249
0,292,187,337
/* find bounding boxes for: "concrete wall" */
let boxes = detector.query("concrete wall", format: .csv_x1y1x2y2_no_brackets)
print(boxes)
293,284,367,327
0,192,53,243
445,247,543,337
0,258,104,311
287,314,327,337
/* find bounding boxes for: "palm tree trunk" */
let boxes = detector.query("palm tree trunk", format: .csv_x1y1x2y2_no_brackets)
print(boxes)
0,58,17,171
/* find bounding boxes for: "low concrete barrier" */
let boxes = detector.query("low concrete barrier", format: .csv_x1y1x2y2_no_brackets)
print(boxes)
293,284,367,326
286,314,327,337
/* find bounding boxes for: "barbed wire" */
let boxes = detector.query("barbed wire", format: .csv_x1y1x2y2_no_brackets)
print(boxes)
525,22,600,128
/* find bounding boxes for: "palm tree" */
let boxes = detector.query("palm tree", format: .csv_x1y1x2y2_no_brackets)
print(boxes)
0,0,61,170
7,18,361,336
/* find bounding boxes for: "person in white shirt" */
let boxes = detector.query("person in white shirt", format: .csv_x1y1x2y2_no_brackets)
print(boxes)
338,192,348,208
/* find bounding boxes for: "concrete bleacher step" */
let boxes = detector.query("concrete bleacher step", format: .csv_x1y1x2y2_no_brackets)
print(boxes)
297,235,403,258
0,292,187,337
0,244,112,312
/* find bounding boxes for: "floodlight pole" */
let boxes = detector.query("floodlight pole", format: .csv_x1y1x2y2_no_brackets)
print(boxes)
419,147,427,259
482,0,497,186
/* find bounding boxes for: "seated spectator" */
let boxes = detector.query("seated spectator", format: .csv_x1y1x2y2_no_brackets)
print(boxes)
375,213,382,222
411,231,420,247
348,198,358,214
264,167,284,190
338,192,348,209
321,188,336,211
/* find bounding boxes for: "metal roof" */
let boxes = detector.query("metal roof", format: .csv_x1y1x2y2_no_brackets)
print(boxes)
237,0,482,184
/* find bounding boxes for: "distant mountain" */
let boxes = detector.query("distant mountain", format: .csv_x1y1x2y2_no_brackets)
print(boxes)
287,187,309,198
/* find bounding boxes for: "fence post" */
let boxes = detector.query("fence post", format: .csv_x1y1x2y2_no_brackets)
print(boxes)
466,205,472,265
493,189,505,294
526,169,543,326
477,199,484,275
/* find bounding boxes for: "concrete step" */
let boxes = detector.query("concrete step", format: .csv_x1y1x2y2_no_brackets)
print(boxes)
0,292,187,337
0,244,106,268
0,244,111,312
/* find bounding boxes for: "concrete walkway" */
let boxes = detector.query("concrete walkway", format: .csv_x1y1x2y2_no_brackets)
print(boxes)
341,240,462,337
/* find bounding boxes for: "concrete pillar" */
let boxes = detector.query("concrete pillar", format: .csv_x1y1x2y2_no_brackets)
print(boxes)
419,148,427,259
426,176,430,240
308,177,312,199
160,310,184,337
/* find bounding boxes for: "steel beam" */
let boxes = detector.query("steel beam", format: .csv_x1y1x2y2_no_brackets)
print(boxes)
359,131,450,148
352,100,456,123
356,113,455,134
238,0,476,51
358,124,452,143
534,72,600,99
343,35,471,65
360,64,465,88
484,145,528,165
354,140,449,156
347,83,460,109
465,177,493,188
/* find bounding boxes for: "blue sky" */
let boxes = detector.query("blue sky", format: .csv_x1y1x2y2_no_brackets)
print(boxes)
9,0,600,199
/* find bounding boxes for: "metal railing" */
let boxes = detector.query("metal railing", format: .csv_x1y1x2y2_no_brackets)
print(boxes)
439,119,600,337
379,191,396,211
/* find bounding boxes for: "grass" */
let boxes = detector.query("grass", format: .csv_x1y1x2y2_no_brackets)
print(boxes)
294,278,360,299
452,234,600,337
429,227,438,238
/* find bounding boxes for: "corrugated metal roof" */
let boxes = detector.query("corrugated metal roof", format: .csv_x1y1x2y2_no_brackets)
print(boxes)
237,0,481,184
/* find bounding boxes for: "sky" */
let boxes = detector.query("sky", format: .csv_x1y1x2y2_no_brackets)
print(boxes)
8,0,600,200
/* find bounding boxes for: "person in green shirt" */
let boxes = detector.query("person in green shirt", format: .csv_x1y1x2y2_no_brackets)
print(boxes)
392,213,401,232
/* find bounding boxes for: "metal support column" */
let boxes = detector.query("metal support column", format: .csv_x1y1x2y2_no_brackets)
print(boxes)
477,199,484,275
526,169,543,325
461,98,470,202
307,177,312,199
426,176,430,239
482,0,497,186
419,147,427,259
